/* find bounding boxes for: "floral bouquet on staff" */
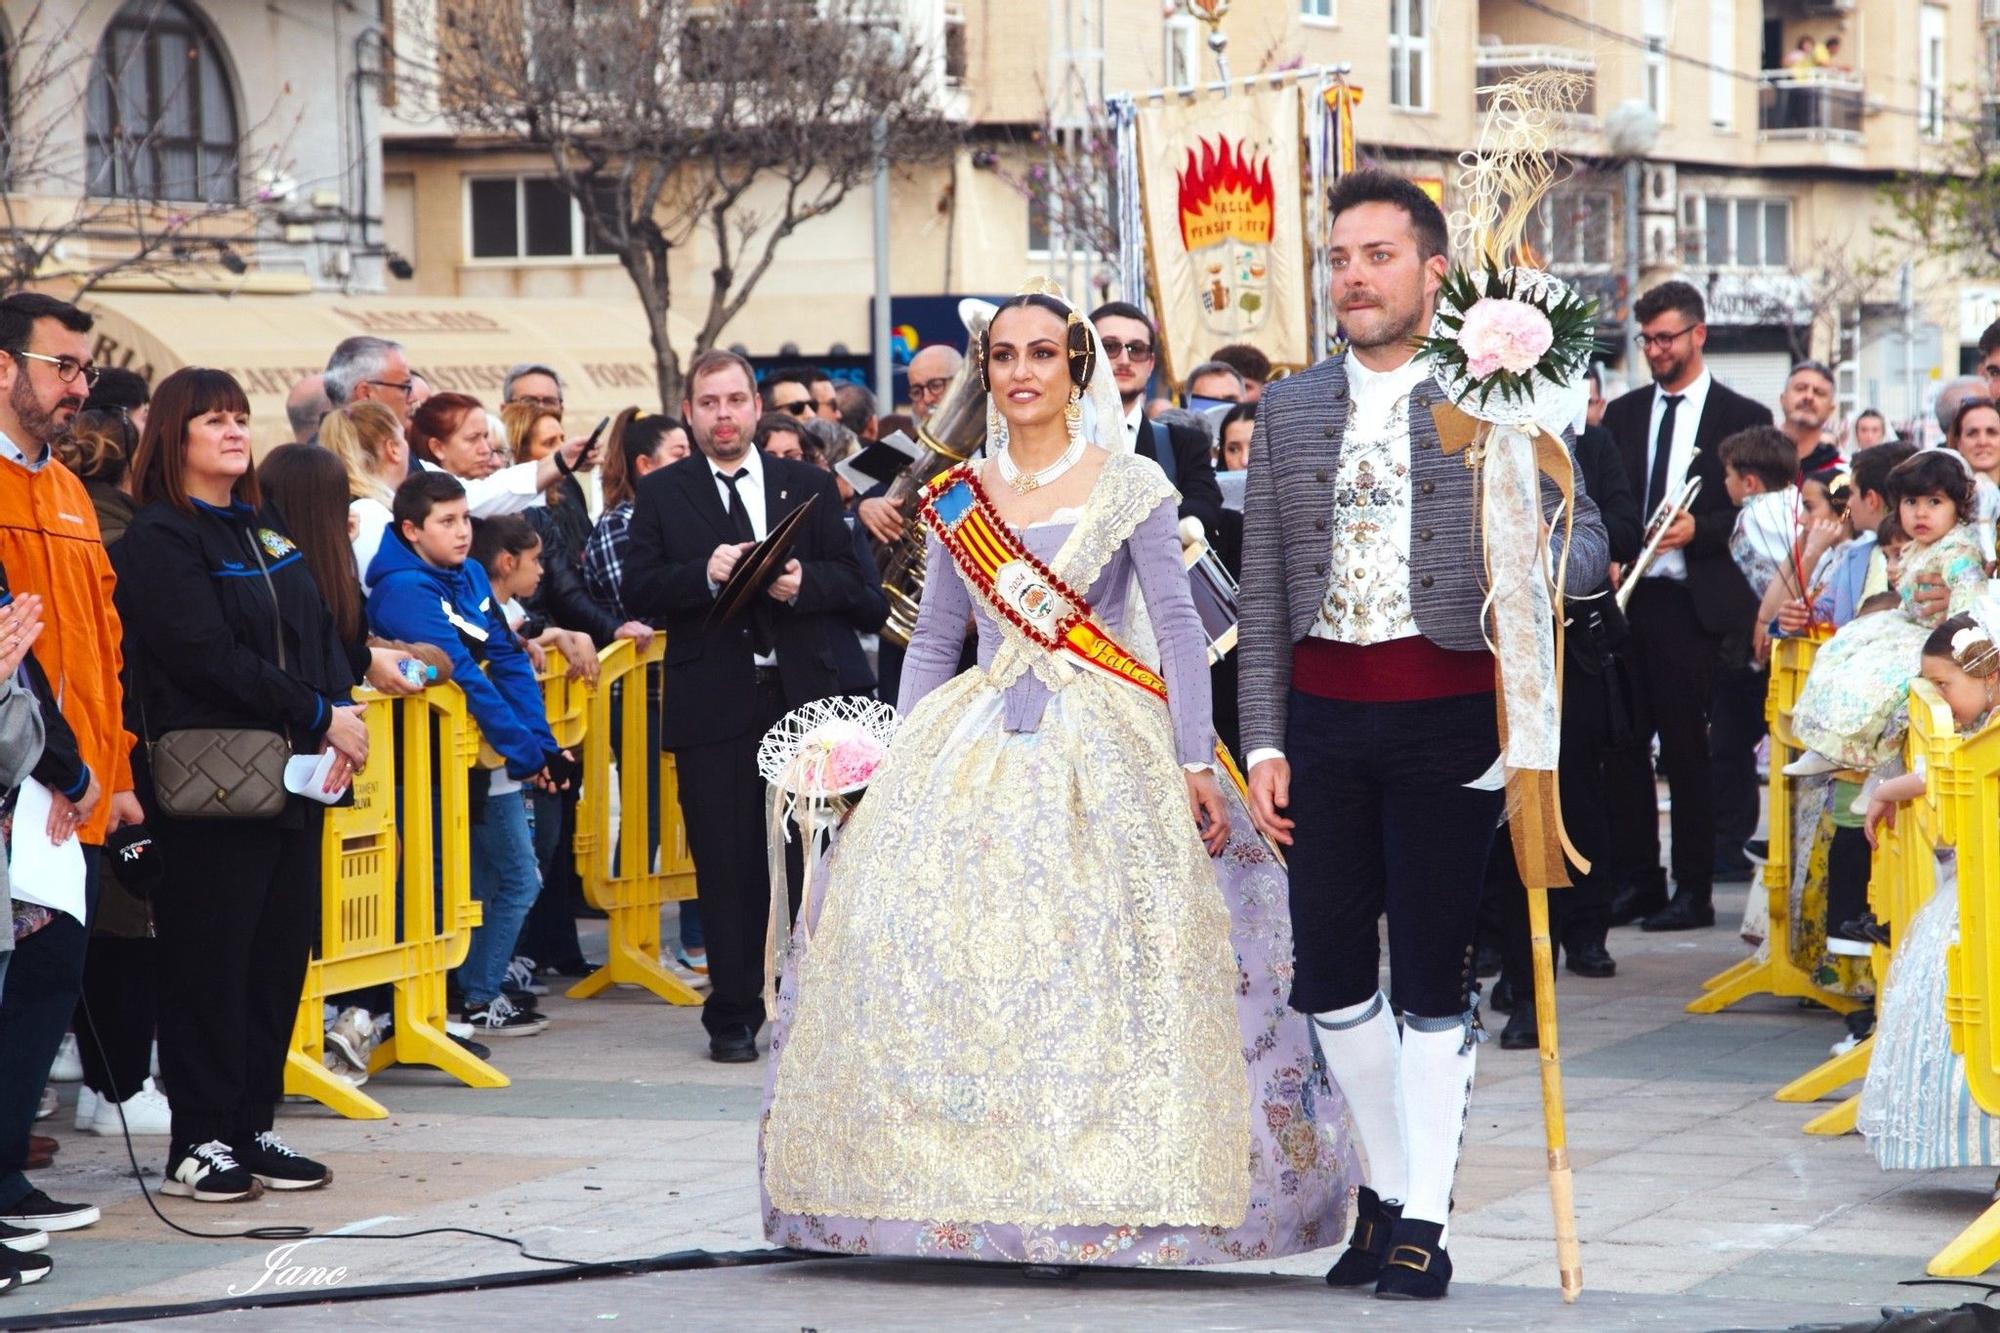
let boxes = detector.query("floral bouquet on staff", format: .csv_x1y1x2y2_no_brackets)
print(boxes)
1416,266,1597,414
755,697,900,1005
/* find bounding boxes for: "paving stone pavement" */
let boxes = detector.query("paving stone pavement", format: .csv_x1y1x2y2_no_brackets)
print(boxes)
3,889,1996,1331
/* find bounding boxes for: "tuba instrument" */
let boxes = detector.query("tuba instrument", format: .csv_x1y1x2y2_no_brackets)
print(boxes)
1615,476,1702,611
875,305,994,647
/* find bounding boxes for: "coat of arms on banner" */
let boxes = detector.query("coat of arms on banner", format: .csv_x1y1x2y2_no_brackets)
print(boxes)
1177,137,1275,338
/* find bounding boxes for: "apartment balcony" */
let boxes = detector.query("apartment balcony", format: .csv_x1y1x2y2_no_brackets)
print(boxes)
1474,45,1596,120
1757,71,1863,143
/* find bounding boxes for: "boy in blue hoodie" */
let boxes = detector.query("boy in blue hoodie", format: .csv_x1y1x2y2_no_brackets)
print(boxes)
367,472,573,1037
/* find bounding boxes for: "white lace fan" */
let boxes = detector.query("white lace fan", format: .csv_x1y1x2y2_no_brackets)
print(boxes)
757,696,901,798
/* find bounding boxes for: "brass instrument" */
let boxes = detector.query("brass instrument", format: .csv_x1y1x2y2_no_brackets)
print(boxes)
1615,476,1702,611
876,310,993,647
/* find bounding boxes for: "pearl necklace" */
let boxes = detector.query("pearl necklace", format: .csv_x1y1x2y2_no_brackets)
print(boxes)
997,434,1086,494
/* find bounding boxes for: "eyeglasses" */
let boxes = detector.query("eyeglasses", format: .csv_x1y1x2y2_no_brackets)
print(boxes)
778,400,812,416
908,377,952,400
514,393,563,411
1101,338,1155,363
1636,326,1698,352
12,352,98,387
366,378,415,395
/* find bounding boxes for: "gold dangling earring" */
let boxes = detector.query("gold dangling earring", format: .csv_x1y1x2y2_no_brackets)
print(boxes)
987,396,1009,453
1064,385,1084,447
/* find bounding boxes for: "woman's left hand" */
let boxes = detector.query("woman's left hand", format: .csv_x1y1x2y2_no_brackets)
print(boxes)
364,646,425,696
1185,768,1229,856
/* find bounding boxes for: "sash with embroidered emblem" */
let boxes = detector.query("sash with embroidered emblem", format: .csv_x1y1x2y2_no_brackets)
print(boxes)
920,463,1167,704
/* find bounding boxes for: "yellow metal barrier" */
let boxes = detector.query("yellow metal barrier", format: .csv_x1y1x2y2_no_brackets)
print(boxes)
567,636,702,1005
1690,633,1864,1016
285,683,508,1118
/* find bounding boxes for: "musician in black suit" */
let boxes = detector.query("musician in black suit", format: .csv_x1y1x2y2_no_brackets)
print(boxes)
622,350,870,1063
1600,281,1773,932
1089,302,1225,540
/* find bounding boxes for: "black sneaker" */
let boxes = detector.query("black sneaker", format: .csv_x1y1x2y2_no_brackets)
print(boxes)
0,1221,47,1253
161,1141,262,1203
240,1132,331,1191
0,1249,51,1286
0,1189,98,1232
449,1033,492,1061
461,995,548,1038
539,957,599,979
500,985,543,1014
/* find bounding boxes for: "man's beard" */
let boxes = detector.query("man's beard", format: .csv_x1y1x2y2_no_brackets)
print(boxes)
701,425,748,461
1342,302,1426,352
11,377,76,450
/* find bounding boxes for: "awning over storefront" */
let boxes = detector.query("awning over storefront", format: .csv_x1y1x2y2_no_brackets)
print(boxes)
77,292,698,453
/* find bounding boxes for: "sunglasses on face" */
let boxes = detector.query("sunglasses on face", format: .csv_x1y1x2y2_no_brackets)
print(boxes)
779,400,812,416
1100,339,1155,363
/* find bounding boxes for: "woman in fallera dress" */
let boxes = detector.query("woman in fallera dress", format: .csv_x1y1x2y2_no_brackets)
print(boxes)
759,283,1357,1266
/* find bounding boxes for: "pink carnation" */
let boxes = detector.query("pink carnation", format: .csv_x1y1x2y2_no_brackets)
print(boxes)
825,734,885,788
1457,297,1554,379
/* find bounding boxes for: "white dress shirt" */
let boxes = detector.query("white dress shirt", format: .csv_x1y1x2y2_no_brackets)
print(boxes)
1640,369,1711,583
1123,400,1146,450
710,448,779,667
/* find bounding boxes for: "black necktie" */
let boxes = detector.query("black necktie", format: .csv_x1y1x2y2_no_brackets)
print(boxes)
718,470,774,657
1646,393,1685,515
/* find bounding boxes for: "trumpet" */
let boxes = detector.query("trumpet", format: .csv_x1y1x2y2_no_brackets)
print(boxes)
1616,476,1701,611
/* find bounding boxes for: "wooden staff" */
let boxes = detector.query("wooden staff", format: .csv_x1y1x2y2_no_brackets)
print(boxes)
1527,884,1583,1302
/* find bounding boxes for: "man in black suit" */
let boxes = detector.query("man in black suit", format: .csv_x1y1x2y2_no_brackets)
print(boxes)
1600,281,1772,932
1089,301,1225,540
622,349,870,1062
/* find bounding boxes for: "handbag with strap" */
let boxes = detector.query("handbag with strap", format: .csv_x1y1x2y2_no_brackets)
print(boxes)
143,526,293,820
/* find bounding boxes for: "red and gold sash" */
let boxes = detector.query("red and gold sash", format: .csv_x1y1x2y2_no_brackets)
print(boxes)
920,464,1167,703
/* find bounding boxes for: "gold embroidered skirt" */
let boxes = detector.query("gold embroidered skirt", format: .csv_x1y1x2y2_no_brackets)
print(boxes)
762,669,1252,1229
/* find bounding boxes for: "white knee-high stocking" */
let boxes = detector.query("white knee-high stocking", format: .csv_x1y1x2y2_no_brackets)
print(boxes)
1399,1018,1477,1242
1310,993,1407,1207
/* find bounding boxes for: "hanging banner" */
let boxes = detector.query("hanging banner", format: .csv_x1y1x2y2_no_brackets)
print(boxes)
1136,81,1312,388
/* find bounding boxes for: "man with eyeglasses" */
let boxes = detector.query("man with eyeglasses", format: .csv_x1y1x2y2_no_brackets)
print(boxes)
1090,301,1224,540
0,292,147,1249
760,366,822,422
503,363,565,420
1600,280,1772,934
902,344,962,425
324,336,417,429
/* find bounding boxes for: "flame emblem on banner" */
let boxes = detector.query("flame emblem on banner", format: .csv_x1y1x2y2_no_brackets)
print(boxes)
1175,137,1275,336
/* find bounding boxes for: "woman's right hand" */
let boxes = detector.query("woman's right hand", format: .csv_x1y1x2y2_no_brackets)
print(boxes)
325,704,369,769
364,646,425,696
0,593,44,681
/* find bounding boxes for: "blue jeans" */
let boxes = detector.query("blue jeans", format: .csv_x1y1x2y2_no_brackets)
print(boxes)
459,789,541,1007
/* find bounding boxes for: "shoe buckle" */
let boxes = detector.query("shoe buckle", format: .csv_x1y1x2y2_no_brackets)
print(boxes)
1387,1244,1432,1273
1351,1219,1376,1250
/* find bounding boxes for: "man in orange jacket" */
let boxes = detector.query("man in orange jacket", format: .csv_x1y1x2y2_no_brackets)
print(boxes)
0,293,143,1245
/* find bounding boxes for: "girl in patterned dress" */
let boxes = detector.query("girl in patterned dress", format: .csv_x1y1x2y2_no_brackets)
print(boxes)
1787,451,1987,778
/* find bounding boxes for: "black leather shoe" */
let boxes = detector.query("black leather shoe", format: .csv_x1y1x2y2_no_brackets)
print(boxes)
1564,939,1616,978
1500,1004,1538,1051
1325,1186,1402,1287
1642,894,1716,931
708,1026,758,1063
1608,882,1668,926
1486,977,1517,1015
1374,1217,1452,1300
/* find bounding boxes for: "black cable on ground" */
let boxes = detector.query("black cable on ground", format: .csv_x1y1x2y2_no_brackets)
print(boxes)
0,1246,818,1330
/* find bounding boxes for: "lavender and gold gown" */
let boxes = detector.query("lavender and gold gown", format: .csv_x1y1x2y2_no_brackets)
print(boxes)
761,450,1357,1265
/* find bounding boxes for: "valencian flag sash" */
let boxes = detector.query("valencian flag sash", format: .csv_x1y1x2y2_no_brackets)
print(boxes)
920,464,1168,704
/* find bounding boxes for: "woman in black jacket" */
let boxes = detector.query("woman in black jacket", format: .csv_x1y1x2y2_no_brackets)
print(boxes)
112,369,369,1203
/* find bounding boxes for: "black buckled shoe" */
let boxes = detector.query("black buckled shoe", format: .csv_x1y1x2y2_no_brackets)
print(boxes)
1374,1217,1452,1300
1499,1003,1538,1050
1325,1186,1402,1287
1564,936,1616,979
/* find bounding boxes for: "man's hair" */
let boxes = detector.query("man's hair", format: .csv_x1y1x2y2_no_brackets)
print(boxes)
285,374,331,441
0,293,92,357
1089,301,1155,342
1849,441,1917,500
1634,280,1706,328
1788,360,1836,390
1718,427,1797,494
683,349,757,403
1980,320,2000,359
1935,375,1986,433
1209,343,1271,385
836,381,876,436
1184,360,1246,395
753,410,805,451
501,362,564,402
1153,406,1215,444
760,365,820,409
801,416,855,465
1887,448,1978,518
324,335,404,407
392,468,467,535
1326,169,1450,259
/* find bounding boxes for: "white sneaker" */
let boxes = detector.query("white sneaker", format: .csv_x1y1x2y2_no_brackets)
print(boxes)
88,1079,172,1136
321,1051,368,1088
1783,751,1841,777
1830,1032,1862,1056
73,1087,99,1133
444,1019,474,1040
325,1008,379,1075
48,1034,82,1083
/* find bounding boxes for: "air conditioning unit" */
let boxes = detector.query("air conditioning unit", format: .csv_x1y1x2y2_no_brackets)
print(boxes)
1642,214,1679,267
1641,163,1677,213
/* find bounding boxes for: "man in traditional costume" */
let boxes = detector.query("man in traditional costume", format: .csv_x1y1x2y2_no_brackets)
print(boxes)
1241,170,1609,1299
